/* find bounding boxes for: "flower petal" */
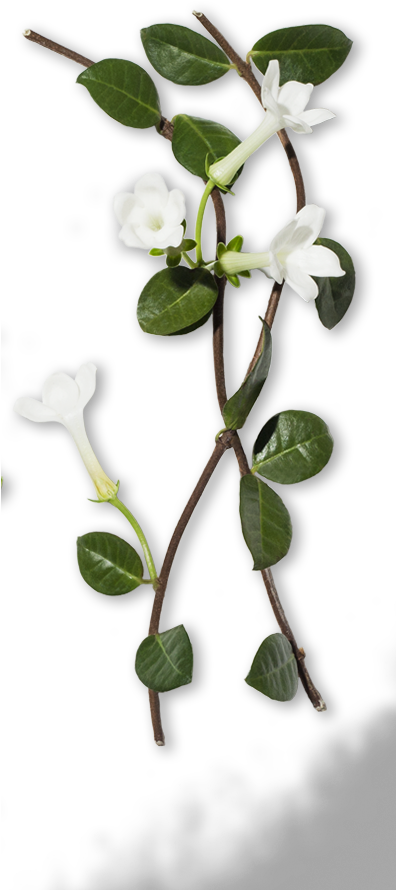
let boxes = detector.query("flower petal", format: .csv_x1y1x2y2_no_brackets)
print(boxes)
134,173,169,211
113,193,137,226
278,81,313,115
261,87,281,117
282,114,312,134
270,219,299,254
163,189,186,226
295,245,345,278
294,205,326,247
42,372,80,415
118,224,146,248
298,107,336,127
75,363,97,410
154,224,184,250
261,60,280,103
14,397,58,423
284,264,319,301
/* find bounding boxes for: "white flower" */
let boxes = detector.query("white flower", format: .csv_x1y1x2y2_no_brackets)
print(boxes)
217,205,345,301
114,173,186,250
14,363,118,501
208,60,335,188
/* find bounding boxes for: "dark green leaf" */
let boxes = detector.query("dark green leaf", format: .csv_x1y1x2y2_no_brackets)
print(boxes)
314,238,355,329
77,532,143,595
141,24,231,85
135,625,193,692
250,25,352,85
245,633,298,701
223,321,272,429
137,267,218,335
168,309,212,336
172,114,242,181
77,59,161,128
166,253,181,267
253,410,333,484
240,475,292,570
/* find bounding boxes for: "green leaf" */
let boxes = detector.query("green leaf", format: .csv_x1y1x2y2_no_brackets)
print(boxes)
250,25,352,85
240,475,292,570
141,24,231,85
137,267,218,335
77,532,143,595
314,238,355,329
76,59,161,128
245,633,298,701
149,248,164,256
172,114,242,181
135,625,193,692
223,321,272,429
168,309,212,336
252,410,333,484
166,253,181,267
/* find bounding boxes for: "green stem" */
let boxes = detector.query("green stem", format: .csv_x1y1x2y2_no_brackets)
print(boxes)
109,496,158,583
195,179,215,265
182,251,198,269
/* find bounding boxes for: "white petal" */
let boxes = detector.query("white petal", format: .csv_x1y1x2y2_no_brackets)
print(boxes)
267,252,283,284
134,173,169,211
153,224,184,250
14,397,58,423
163,189,186,226
282,114,312,134
296,245,345,278
278,81,313,115
261,60,280,103
284,264,319,301
113,193,137,225
261,87,281,117
75,363,97,410
42,372,80,415
298,108,336,127
270,219,298,254
294,205,326,246
119,224,146,248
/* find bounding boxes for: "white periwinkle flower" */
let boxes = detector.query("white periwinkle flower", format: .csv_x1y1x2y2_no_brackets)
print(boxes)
14,363,118,501
209,60,335,188
218,205,345,302
114,172,186,250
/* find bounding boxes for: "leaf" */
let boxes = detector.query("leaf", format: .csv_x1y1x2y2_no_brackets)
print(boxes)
250,25,352,85
172,114,242,181
77,532,143,595
137,267,218,336
141,24,231,85
240,475,292,570
223,321,272,429
245,633,298,701
135,625,193,692
168,309,213,336
314,238,355,329
252,410,333,484
77,59,161,128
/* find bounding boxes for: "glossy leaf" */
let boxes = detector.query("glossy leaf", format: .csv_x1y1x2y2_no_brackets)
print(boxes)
240,475,292,570
250,25,352,85
77,59,161,128
223,321,272,429
252,410,333,484
135,625,193,692
137,267,218,336
172,114,242,181
77,532,143,595
141,24,231,85
245,633,298,701
168,309,212,336
314,238,355,329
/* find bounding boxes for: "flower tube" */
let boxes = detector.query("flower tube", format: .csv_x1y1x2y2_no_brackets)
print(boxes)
114,172,186,250
208,60,335,189
217,205,345,300
14,363,118,501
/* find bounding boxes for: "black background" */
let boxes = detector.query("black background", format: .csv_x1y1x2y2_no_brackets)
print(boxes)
0,7,395,890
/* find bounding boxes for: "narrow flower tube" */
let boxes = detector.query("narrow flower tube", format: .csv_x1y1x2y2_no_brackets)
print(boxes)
14,363,119,501
216,205,345,300
208,60,335,189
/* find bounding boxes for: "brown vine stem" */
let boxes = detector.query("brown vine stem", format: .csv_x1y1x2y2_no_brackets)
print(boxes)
24,26,325,742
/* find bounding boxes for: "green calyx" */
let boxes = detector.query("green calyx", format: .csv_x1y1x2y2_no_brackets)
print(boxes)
215,237,251,287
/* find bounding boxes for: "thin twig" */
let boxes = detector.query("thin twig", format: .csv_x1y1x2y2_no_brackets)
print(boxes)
23,29,94,67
